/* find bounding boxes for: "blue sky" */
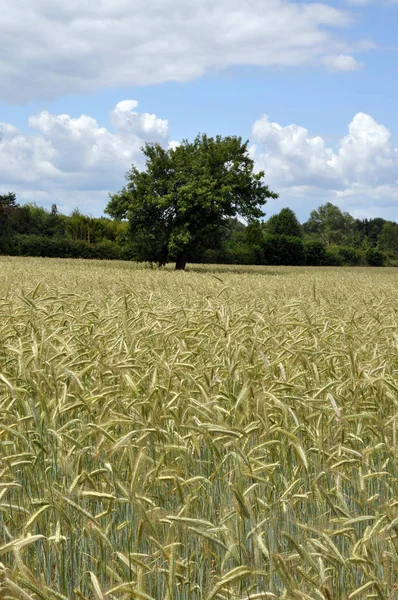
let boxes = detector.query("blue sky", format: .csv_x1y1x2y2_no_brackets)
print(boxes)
1,0,398,221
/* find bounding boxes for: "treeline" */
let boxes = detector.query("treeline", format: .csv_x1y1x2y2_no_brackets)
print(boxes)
0,193,133,260
1,192,397,266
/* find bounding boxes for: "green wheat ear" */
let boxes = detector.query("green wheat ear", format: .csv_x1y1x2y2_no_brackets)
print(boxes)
0,257,397,599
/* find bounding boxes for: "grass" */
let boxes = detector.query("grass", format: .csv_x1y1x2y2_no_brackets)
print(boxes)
0,256,397,600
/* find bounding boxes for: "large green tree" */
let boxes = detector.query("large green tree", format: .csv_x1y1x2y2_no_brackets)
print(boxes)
106,134,278,269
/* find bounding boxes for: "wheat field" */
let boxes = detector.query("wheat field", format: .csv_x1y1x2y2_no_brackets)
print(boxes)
0,256,397,600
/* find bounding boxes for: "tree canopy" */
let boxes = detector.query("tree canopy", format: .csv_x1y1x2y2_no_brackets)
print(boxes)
0,192,18,207
304,202,356,246
378,221,398,255
106,134,278,269
0,192,20,251
266,207,302,237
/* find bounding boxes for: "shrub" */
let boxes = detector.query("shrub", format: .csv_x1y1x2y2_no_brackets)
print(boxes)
225,243,256,265
304,240,327,266
336,246,362,266
365,247,384,266
10,235,123,260
263,235,305,265
324,248,343,266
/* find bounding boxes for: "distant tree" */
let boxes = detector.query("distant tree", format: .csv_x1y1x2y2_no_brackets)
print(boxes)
304,203,356,246
67,209,92,242
244,220,264,264
20,204,49,235
266,207,302,238
0,192,18,207
356,217,386,247
106,134,278,269
0,192,19,252
378,222,398,255
47,204,67,238
245,220,263,245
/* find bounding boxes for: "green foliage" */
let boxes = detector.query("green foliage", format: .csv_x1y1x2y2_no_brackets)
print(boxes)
305,202,356,246
106,134,278,268
365,246,385,266
1,196,131,260
226,242,258,264
263,234,305,265
15,203,67,238
266,207,302,237
11,234,125,260
1,190,397,268
378,221,398,254
0,192,20,252
336,245,363,266
0,191,18,207
244,221,264,264
356,217,386,247
303,240,327,265
245,220,264,246
324,247,344,266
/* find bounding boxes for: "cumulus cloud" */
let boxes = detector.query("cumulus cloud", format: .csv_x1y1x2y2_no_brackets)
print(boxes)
0,0,368,103
251,112,398,218
0,101,169,215
1,101,398,219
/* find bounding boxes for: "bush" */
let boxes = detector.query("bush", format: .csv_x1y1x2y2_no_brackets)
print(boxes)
381,251,398,267
304,240,327,266
118,244,137,261
11,234,62,257
365,247,384,267
225,243,257,265
336,246,362,266
263,235,305,265
90,240,122,260
10,235,123,260
194,248,226,264
324,248,343,266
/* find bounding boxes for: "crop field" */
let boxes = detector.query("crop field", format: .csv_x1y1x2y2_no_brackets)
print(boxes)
0,257,397,600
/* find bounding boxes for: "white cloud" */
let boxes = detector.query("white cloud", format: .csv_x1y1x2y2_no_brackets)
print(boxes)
322,54,362,71
0,101,169,215
1,101,398,219
168,141,181,151
0,0,368,103
347,0,398,4
251,112,398,217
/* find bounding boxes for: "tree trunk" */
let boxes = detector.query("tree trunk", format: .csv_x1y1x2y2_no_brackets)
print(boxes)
175,253,187,270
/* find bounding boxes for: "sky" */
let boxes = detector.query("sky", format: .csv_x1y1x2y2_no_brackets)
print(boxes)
1,0,398,222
